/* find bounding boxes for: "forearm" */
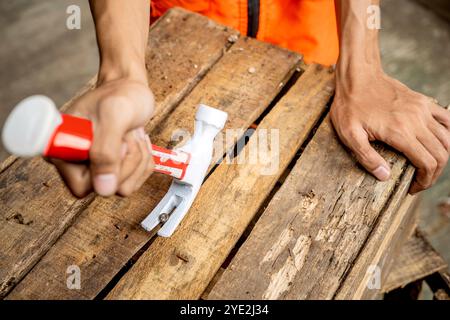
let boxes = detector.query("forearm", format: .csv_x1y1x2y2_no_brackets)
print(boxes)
335,0,383,91
89,0,150,84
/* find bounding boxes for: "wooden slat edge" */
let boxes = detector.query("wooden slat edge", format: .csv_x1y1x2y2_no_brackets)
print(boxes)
7,37,301,299
208,115,411,299
0,8,237,299
336,104,450,299
383,229,448,293
105,64,335,299
334,170,417,299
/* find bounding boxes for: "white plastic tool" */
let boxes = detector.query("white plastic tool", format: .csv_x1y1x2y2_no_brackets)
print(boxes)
2,95,228,237
141,104,228,236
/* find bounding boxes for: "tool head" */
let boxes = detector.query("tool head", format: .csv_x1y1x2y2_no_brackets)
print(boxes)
178,104,228,186
2,95,61,157
141,104,228,237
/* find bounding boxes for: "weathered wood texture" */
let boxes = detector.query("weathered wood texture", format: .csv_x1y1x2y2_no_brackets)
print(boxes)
425,270,450,300
7,32,301,298
336,104,450,300
208,116,413,300
335,191,419,299
106,64,335,300
0,8,238,299
383,229,448,293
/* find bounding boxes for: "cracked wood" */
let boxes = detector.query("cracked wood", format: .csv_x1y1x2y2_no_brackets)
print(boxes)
7,30,300,299
208,117,412,300
0,8,237,298
106,64,335,299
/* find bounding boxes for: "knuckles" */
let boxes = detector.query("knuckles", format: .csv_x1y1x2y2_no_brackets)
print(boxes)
435,152,449,171
422,158,438,177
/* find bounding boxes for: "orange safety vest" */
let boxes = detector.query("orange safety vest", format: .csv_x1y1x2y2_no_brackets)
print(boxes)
150,0,339,66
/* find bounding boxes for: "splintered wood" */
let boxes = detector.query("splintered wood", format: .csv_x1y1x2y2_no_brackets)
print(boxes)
0,7,238,299
7,13,300,300
0,8,424,300
383,230,447,293
106,65,334,300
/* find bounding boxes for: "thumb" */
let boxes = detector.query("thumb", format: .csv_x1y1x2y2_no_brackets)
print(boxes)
341,125,391,181
90,116,130,196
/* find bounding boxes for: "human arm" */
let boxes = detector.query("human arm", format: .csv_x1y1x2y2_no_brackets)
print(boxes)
331,0,450,194
52,0,155,197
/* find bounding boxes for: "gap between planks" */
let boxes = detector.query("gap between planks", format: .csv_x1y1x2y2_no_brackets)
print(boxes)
383,229,448,293
6,27,302,299
207,119,412,300
0,8,238,299
105,64,335,300
207,103,448,300
335,103,450,300
97,67,306,300
201,97,330,299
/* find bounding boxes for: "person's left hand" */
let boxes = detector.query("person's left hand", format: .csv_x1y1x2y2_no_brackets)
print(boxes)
330,70,450,194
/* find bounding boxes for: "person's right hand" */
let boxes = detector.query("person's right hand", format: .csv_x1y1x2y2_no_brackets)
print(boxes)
50,78,155,198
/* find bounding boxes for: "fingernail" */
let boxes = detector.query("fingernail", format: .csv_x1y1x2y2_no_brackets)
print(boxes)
93,174,117,196
373,166,390,181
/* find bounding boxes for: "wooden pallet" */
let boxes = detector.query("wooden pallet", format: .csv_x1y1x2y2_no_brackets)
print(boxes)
0,8,429,300
384,229,448,294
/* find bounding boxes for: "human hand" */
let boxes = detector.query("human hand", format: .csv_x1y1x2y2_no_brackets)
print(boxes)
331,71,450,194
51,78,155,197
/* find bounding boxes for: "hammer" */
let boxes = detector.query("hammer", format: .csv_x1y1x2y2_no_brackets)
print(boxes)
2,95,228,237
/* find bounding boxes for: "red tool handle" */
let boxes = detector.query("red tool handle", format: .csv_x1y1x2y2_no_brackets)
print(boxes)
43,114,190,180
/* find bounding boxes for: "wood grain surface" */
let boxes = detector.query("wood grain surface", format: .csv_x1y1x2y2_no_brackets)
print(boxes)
208,118,412,300
6,26,300,299
0,8,237,299
106,64,335,300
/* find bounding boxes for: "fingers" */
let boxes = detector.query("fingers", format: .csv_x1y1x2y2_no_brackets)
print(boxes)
51,159,91,198
118,130,144,185
429,120,450,153
89,96,138,196
117,128,154,196
62,126,154,198
382,127,438,194
430,103,450,130
417,128,449,186
54,80,156,197
133,135,155,189
338,124,391,181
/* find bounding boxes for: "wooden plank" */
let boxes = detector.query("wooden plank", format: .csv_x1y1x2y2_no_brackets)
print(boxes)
207,116,412,300
426,270,450,300
7,36,301,299
383,229,448,293
335,190,419,299
0,8,238,299
106,64,335,300
336,104,450,300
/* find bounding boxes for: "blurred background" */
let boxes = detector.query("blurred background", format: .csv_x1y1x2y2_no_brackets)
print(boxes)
0,0,449,299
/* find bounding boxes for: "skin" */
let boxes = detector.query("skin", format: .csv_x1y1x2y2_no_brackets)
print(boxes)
54,0,450,197
332,0,450,194
52,0,155,197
